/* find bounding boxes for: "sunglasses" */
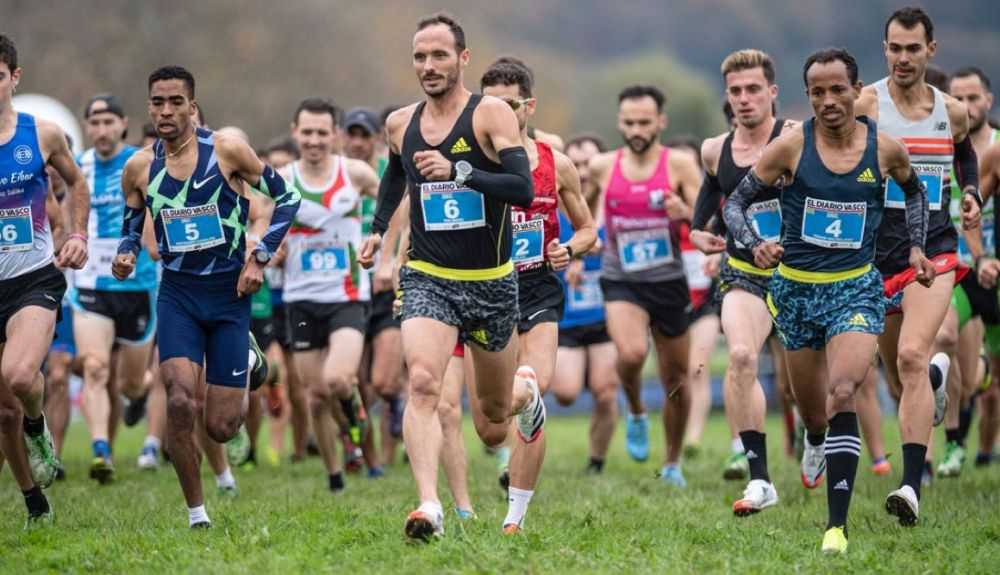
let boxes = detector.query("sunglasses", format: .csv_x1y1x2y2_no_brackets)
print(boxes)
504,98,534,111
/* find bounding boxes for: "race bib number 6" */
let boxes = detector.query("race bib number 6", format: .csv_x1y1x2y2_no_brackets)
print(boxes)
162,204,225,253
886,164,944,210
618,228,673,272
801,197,866,249
420,182,485,231
0,206,34,253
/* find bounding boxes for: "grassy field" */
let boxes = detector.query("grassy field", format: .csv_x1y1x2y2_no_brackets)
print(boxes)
1,412,998,574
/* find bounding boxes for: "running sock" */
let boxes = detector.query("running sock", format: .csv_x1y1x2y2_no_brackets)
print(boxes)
945,427,962,446
247,349,257,371
739,430,770,482
806,431,826,447
143,436,162,451
23,486,49,516
731,436,745,454
92,439,111,458
957,401,975,447
503,486,534,528
339,396,361,429
188,505,210,527
215,468,236,489
825,412,861,536
22,413,44,437
246,446,257,465
901,443,928,499
929,363,944,391
329,471,345,491
586,457,605,473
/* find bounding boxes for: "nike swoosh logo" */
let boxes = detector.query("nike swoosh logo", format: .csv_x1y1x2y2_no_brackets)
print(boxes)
527,308,548,321
43,294,56,302
232,369,247,377
192,175,217,190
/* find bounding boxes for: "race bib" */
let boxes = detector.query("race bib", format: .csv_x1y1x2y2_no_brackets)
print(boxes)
886,163,944,210
420,182,485,231
618,228,673,272
681,250,712,290
77,238,119,281
568,270,603,311
735,199,782,248
162,204,225,253
512,218,544,268
0,206,34,252
801,197,866,249
300,240,349,275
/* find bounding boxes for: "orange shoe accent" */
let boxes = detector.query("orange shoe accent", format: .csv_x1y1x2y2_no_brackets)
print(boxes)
872,460,891,475
732,499,758,517
503,524,522,535
405,511,434,540
801,471,824,489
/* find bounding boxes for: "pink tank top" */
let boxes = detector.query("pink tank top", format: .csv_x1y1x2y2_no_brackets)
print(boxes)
602,147,684,282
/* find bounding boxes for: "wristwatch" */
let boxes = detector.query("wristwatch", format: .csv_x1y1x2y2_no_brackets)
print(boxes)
454,160,473,187
963,187,984,208
563,244,575,259
252,247,271,265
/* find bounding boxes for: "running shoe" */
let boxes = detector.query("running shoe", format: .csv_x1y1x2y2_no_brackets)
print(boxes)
367,466,386,479
936,441,965,478
722,452,749,480
503,523,522,535
25,506,54,530
123,392,149,427
217,484,240,500
90,456,117,484
248,331,269,391
682,442,702,459
137,445,160,471
801,440,826,489
514,366,545,443
871,457,891,476
24,421,60,489
405,502,444,540
340,388,368,447
732,479,779,516
661,465,686,488
225,425,251,467
974,451,994,467
341,432,363,474
455,508,475,520
930,352,950,427
625,412,649,462
821,526,848,553
885,485,919,526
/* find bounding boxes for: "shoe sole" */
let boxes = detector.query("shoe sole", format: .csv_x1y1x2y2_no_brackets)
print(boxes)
90,464,116,485
885,494,918,526
732,498,777,517
801,471,824,489
404,514,437,541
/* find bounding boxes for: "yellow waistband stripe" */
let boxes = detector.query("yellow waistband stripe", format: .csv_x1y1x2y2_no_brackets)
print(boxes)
727,256,775,277
407,259,514,281
777,262,871,284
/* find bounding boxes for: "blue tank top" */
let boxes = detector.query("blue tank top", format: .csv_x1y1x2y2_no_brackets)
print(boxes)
74,146,157,291
557,209,606,328
0,112,53,280
780,117,884,273
147,128,249,276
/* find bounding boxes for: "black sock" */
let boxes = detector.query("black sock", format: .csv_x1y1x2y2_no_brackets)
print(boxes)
806,431,826,447
247,446,257,464
739,430,771,482
339,397,359,428
329,472,345,491
22,413,44,437
945,427,962,445
901,443,928,499
929,364,943,391
958,400,975,447
23,486,49,516
587,457,604,472
825,412,860,535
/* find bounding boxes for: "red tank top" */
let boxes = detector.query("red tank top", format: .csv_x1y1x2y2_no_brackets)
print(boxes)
511,140,560,273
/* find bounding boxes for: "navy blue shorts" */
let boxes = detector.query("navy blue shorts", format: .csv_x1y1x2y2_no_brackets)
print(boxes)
50,302,76,356
157,270,250,388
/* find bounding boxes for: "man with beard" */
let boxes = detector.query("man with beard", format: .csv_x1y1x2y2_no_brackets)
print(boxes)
585,85,702,485
358,13,536,540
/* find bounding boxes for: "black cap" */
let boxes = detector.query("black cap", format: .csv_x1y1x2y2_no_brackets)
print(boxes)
84,93,126,119
343,107,380,135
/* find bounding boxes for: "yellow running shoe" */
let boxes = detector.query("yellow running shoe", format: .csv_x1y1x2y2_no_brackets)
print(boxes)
822,526,848,554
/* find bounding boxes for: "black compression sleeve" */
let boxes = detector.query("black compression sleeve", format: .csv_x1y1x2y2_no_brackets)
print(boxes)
900,169,929,249
691,172,723,230
722,170,767,249
953,137,980,195
371,151,406,236
467,147,534,208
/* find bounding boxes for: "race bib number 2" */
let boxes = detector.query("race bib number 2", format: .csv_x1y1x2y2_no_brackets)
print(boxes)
801,197,866,249
420,182,485,231
0,206,34,253
512,218,544,267
162,204,225,253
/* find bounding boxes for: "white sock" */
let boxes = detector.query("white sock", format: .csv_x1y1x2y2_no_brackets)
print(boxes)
216,467,236,489
143,436,162,451
732,437,745,454
248,349,257,371
188,505,210,526
504,486,534,528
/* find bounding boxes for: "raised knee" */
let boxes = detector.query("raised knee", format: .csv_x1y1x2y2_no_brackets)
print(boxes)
552,388,575,407
728,345,758,374
617,345,647,369
5,366,39,398
934,329,958,355
206,419,237,444
896,346,927,379
407,368,440,407
478,425,508,448
828,379,857,411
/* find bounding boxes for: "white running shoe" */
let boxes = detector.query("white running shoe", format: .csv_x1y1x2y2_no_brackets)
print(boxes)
405,502,444,540
801,439,826,489
885,484,919,526
930,352,950,427
732,479,779,516
514,366,545,443
137,447,159,471
24,420,60,489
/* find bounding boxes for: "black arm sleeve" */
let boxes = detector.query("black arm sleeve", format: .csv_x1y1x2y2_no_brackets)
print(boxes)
722,170,767,250
370,151,406,236
691,172,723,231
899,169,929,250
467,146,534,209
953,136,980,195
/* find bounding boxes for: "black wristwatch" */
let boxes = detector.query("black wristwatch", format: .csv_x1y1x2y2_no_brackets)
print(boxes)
252,247,271,265
563,244,574,259
963,187,984,208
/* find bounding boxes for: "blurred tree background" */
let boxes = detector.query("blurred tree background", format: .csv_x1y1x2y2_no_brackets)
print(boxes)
5,0,998,147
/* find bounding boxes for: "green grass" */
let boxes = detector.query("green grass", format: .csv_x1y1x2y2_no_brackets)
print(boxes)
2,413,998,574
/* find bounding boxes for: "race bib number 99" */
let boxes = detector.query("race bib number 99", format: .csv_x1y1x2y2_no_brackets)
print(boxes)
162,204,225,253
886,164,944,210
420,182,485,231
618,228,673,272
801,197,866,249
300,241,349,275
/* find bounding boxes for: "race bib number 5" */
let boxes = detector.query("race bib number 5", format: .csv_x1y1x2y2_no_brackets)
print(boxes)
162,204,225,253
618,228,673,272
0,206,34,253
801,197,866,249
886,164,944,210
420,182,485,231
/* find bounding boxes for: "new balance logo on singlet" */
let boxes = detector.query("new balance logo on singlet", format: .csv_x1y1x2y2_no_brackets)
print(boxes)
856,168,876,184
450,137,472,154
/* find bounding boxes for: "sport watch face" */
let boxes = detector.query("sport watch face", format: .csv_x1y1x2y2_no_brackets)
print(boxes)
254,249,270,264
456,161,472,177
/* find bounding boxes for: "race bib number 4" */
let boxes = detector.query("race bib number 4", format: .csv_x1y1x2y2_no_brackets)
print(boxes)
618,228,673,272
0,206,34,252
162,204,225,253
512,218,544,268
420,182,485,231
568,270,603,311
886,164,944,210
300,241,349,274
801,197,866,249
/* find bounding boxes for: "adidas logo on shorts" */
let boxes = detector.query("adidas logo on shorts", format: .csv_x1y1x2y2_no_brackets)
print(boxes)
450,137,472,154
745,450,758,459
856,168,876,184
846,313,868,328
834,479,850,491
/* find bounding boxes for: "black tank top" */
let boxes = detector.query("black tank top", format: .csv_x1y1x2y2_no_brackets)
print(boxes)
717,119,787,263
402,94,511,272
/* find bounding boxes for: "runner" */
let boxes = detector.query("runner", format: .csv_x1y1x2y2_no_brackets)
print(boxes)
358,13,538,539
689,49,793,513
854,6,982,522
725,47,932,552
585,84,702,485
0,34,90,526
113,65,299,528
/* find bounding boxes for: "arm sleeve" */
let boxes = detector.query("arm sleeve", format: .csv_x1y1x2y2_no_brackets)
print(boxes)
467,146,534,209
371,151,406,237
117,205,145,256
953,136,980,193
722,170,767,250
251,165,302,255
691,172,723,230
899,169,929,249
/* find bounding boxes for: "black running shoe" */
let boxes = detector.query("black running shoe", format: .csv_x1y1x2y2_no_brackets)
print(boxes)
248,331,269,391
123,392,149,427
